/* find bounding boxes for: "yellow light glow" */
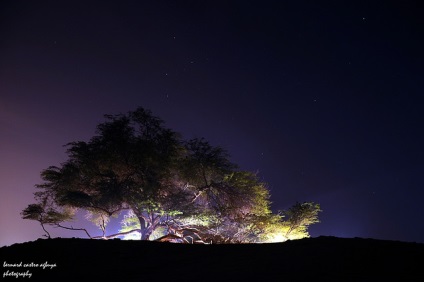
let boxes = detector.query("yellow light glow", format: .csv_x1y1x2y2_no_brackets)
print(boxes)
265,233,288,243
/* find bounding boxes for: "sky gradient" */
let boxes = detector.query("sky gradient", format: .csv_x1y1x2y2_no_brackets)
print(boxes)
1,0,424,247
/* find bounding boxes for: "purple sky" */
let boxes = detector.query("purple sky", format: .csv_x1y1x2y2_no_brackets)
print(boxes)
1,1,424,247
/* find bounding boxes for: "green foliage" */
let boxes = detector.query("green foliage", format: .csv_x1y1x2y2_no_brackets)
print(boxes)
259,202,322,242
222,171,272,216
120,210,141,232
179,213,216,227
181,138,236,186
22,106,321,243
281,202,322,236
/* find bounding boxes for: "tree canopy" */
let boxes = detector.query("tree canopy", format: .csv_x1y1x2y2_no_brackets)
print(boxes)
22,107,321,243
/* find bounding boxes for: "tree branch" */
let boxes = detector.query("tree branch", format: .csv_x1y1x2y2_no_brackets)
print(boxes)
40,222,51,239
55,223,92,238
92,229,142,239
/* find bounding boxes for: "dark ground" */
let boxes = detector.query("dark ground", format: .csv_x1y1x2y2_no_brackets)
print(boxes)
1,236,423,281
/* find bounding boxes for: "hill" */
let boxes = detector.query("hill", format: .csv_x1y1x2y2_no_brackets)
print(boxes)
1,236,423,281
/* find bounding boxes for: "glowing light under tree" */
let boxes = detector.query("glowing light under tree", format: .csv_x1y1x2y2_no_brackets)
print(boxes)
265,233,288,243
122,232,141,241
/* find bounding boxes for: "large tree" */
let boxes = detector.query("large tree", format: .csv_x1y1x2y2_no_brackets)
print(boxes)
22,107,321,243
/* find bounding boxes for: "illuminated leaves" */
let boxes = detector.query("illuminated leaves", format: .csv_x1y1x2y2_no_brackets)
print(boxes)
22,107,321,242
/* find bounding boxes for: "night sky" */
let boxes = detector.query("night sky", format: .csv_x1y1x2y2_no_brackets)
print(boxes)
1,1,423,247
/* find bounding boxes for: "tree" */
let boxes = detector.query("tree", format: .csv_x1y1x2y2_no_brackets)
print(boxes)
21,191,85,238
23,107,185,240
22,107,321,243
260,202,322,242
282,202,322,239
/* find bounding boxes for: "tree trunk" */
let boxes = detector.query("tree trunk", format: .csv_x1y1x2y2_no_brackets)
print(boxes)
143,225,154,240
137,215,153,240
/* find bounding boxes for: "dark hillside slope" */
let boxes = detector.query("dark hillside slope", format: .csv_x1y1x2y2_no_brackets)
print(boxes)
1,236,423,281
